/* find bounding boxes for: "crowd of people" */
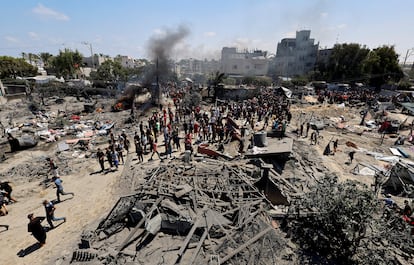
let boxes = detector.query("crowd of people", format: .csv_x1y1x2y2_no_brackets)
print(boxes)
94,87,294,169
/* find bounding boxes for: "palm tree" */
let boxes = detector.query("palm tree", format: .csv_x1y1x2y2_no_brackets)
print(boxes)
39,52,53,68
27,53,40,65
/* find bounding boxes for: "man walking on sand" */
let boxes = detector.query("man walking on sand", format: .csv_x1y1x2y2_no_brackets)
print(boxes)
27,213,46,246
43,200,66,229
52,176,74,202
149,141,162,161
97,148,105,172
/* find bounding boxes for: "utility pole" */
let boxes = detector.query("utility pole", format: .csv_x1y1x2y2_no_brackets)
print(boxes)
82,42,94,69
403,48,414,67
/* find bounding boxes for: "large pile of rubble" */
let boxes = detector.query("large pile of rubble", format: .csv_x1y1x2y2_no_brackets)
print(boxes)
68,158,297,265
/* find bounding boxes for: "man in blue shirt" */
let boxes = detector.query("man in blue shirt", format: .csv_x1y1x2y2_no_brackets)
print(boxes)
52,176,74,202
43,200,66,229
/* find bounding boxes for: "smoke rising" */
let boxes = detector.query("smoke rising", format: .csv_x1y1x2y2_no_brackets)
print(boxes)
146,25,190,83
149,25,190,62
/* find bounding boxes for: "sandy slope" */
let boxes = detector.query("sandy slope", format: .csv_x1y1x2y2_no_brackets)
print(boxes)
0,145,124,265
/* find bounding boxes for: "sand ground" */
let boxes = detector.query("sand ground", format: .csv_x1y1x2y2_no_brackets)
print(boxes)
0,146,125,265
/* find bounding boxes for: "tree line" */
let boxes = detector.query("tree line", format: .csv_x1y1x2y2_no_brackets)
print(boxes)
312,44,403,88
0,50,149,87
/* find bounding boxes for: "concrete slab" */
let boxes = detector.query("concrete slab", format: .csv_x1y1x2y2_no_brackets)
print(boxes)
245,137,293,158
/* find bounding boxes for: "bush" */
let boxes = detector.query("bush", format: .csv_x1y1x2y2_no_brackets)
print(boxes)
286,175,413,264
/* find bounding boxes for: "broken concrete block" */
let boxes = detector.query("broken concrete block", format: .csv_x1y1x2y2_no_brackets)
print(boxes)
174,184,193,198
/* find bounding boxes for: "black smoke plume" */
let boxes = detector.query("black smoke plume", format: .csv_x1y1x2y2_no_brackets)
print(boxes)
143,25,190,103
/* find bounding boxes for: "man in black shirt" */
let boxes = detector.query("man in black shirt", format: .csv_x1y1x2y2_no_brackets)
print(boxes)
97,148,105,172
403,200,412,217
27,213,46,247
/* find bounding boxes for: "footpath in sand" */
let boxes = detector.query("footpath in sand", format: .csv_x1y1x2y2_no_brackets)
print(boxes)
0,146,124,265
0,96,145,265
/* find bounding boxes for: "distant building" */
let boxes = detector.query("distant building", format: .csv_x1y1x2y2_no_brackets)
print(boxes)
317,48,333,66
221,47,269,77
82,54,111,68
274,30,319,77
175,58,220,78
114,56,147,69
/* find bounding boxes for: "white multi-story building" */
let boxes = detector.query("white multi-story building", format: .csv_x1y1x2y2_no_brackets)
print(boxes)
82,54,112,68
274,30,319,77
221,47,269,77
175,58,220,79
114,56,147,69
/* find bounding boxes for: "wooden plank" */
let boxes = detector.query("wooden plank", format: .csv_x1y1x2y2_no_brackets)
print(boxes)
173,207,207,265
219,226,273,264
188,213,212,265
117,197,162,252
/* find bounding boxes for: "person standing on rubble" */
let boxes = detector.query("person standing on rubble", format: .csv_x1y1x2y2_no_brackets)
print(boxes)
52,176,74,202
97,148,105,172
43,200,66,229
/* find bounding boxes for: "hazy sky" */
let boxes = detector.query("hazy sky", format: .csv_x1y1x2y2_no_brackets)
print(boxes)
1,0,414,63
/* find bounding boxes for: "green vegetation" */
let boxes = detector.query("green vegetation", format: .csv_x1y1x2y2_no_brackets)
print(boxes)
315,44,403,88
90,60,127,84
50,49,83,79
287,175,412,265
0,56,38,79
